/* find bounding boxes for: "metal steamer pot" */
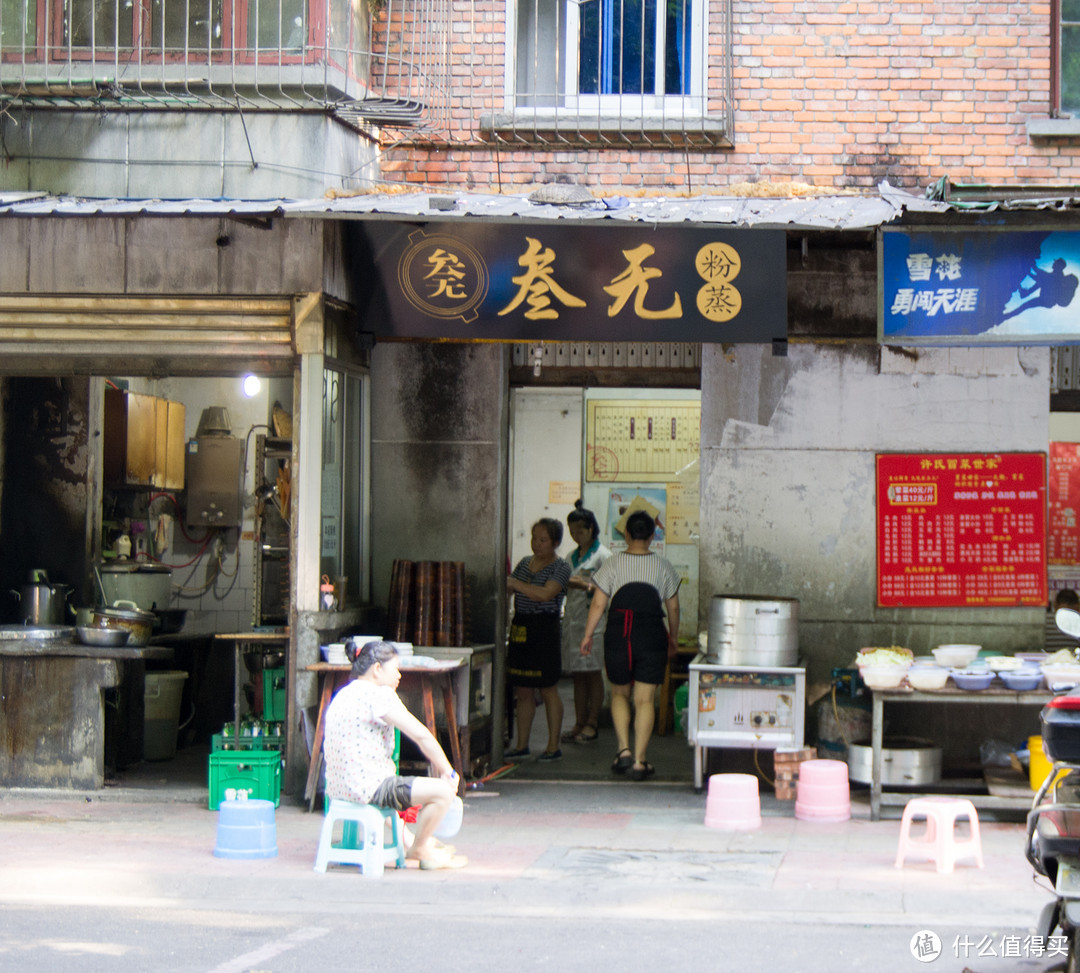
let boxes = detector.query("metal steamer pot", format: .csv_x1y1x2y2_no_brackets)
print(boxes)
91,600,156,647
706,595,799,667
9,570,72,626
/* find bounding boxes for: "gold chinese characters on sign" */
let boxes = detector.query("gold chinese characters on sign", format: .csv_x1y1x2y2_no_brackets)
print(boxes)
397,230,746,326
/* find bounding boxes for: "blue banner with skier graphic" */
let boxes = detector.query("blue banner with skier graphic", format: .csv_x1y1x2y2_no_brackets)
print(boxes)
879,227,1080,344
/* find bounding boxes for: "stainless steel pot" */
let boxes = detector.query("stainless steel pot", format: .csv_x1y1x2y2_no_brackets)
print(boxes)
706,595,799,666
92,600,156,647
846,737,943,786
9,570,72,626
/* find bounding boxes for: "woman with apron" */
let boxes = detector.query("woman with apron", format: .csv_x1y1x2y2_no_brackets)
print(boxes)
560,501,612,745
506,517,572,761
579,511,680,781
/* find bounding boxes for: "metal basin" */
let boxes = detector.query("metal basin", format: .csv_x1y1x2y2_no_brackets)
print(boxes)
76,626,131,647
0,625,74,641
847,736,942,786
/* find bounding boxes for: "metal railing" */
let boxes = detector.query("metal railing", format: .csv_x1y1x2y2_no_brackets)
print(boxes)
0,0,453,133
0,0,732,147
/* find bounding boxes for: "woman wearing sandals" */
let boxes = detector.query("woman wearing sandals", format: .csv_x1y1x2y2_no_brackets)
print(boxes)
505,517,572,761
579,511,681,782
323,639,466,870
560,501,612,746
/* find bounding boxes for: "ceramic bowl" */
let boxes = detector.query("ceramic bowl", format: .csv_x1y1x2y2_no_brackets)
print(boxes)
933,644,981,668
950,668,994,691
997,668,1043,691
859,664,909,690
906,666,949,691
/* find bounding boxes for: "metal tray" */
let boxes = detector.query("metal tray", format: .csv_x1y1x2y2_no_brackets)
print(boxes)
0,625,75,641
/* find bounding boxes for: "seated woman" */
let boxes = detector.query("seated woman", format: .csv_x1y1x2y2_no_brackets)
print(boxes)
322,638,466,870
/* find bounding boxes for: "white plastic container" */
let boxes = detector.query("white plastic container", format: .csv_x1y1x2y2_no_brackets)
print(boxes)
143,670,188,761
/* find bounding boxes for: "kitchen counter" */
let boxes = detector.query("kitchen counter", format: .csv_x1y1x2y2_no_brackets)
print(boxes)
0,634,175,789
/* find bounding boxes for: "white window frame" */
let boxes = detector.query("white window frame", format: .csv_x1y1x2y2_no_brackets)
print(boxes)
507,0,707,119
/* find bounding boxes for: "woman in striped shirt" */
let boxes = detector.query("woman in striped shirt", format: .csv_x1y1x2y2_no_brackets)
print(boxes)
505,518,572,761
579,511,681,781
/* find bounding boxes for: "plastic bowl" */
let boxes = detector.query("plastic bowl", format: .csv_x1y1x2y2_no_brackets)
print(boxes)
933,644,981,668
906,666,949,691
998,668,1043,691
859,664,909,690
950,668,994,691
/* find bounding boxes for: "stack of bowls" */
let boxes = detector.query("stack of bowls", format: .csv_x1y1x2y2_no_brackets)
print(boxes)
932,644,981,668
950,668,994,691
321,642,348,665
906,664,949,691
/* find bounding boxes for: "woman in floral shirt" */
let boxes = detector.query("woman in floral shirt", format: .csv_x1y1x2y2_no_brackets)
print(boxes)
323,639,465,870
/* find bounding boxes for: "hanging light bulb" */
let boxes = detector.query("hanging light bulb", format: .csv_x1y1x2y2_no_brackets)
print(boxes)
242,374,262,398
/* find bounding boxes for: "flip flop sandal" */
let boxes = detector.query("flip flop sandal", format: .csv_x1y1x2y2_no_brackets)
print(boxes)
561,726,584,743
573,726,598,743
630,762,655,781
418,854,468,870
612,748,633,773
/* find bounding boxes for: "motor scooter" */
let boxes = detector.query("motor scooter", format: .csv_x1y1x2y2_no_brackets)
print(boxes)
1026,607,1080,973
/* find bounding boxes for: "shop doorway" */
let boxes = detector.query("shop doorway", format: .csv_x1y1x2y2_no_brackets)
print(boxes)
505,386,697,783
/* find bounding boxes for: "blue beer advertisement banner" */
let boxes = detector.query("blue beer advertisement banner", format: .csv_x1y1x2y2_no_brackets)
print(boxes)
356,221,787,342
880,227,1080,344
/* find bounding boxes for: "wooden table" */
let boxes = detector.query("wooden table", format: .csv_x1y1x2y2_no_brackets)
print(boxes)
868,684,1051,820
303,660,466,810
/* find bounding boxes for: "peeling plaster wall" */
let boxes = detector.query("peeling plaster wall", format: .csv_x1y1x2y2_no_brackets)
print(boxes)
700,343,1050,687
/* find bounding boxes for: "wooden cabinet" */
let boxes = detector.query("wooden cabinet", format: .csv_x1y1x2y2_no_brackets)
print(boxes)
104,389,186,489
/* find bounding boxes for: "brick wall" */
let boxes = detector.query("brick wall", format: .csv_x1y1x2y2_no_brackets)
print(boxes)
382,0,1074,192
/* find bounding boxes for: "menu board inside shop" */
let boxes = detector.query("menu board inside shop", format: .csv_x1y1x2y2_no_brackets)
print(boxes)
876,452,1047,607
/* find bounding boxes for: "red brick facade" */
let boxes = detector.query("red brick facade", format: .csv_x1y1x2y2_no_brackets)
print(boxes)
381,0,1070,193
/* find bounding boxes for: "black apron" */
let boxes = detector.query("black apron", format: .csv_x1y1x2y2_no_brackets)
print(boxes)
603,581,668,685
508,613,562,688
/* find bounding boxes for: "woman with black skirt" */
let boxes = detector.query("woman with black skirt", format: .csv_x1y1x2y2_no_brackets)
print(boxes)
506,517,571,761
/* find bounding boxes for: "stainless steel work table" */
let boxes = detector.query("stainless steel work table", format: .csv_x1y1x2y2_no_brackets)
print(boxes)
868,685,1051,820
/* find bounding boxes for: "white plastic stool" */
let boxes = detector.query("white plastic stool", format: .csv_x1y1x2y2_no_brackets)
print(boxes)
704,773,761,830
894,796,984,873
314,800,408,876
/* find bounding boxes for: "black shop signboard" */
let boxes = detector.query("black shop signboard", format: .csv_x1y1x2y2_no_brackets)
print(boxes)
356,221,786,342
876,452,1047,607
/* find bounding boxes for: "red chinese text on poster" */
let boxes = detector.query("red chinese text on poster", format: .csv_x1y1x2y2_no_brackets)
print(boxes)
876,453,1047,607
1049,443,1080,565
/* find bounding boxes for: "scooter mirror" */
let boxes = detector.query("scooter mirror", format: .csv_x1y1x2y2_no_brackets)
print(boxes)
1056,607,1080,639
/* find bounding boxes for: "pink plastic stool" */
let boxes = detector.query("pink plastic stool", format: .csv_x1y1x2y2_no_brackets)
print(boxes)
704,773,761,830
794,759,851,822
894,797,983,873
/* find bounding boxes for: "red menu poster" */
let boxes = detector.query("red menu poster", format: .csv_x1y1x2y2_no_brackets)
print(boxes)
1049,442,1080,565
876,453,1047,607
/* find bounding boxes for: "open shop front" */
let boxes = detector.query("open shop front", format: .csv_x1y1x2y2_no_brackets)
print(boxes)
0,220,376,799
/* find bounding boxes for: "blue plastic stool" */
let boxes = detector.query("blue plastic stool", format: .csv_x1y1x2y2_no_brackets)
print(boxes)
213,798,278,859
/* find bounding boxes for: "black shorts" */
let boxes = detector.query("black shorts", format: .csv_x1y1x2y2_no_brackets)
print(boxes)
507,613,562,688
370,775,418,811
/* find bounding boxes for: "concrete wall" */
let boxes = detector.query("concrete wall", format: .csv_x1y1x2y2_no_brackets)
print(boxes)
369,342,509,646
699,342,1051,687
0,111,379,199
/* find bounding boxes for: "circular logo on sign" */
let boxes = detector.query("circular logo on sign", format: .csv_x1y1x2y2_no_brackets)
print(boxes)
909,930,942,963
398,230,489,322
695,242,743,323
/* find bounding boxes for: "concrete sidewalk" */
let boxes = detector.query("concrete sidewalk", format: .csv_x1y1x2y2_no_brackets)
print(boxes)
0,776,1052,929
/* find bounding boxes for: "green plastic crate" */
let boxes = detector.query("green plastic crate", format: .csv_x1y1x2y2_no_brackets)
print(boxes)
208,750,282,810
263,667,286,722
